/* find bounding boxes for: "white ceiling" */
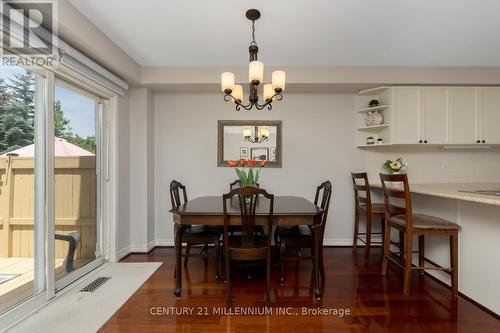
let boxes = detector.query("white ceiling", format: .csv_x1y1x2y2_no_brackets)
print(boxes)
69,0,500,67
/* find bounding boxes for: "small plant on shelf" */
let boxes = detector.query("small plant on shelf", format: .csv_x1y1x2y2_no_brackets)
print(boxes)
383,157,408,174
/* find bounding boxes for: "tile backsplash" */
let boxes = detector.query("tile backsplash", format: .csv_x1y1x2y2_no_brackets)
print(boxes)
364,147,500,184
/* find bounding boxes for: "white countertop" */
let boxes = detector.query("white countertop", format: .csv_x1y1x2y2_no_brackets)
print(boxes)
371,183,500,206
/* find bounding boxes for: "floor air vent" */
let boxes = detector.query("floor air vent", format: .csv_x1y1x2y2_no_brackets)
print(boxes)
80,277,111,292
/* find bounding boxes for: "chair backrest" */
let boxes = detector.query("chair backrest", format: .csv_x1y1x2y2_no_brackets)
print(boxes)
313,181,332,234
351,172,372,211
379,173,413,230
223,186,274,248
170,180,187,209
229,179,259,190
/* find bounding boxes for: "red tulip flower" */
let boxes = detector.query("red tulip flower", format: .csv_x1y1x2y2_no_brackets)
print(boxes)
259,160,267,167
227,160,237,167
246,159,257,167
238,159,246,167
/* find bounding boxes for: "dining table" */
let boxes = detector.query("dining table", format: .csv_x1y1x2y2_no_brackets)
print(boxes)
169,195,324,299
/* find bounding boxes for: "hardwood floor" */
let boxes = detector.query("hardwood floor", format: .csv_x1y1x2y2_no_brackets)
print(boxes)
99,247,499,333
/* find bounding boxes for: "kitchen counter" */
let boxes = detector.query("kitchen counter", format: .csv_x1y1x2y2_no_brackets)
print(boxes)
371,182,500,206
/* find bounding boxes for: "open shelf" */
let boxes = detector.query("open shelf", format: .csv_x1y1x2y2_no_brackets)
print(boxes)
358,105,390,113
356,86,392,148
357,143,392,148
357,86,390,95
357,124,390,130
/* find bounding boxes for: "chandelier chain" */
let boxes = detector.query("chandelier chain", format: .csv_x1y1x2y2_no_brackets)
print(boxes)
250,20,257,46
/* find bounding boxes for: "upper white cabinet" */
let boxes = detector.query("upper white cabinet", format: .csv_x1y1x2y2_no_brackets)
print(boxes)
391,87,450,145
420,87,450,144
392,87,421,144
479,88,500,144
356,86,500,148
450,88,478,144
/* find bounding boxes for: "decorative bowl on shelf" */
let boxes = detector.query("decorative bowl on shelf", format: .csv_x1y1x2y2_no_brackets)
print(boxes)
369,99,380,107
364,110,384,127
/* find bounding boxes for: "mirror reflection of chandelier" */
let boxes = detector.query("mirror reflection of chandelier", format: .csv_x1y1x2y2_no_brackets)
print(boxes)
221,9,286,111
243,126,269,143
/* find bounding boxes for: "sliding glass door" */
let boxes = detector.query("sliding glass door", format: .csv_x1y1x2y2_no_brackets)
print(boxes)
0,64,107,318
53,80,103,290
0,64,45,314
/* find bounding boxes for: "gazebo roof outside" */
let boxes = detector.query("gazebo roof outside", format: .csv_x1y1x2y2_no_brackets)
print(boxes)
1,138,94,157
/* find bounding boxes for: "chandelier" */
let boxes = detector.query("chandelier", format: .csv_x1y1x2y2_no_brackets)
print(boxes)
221,9,286,111
244,126,269,143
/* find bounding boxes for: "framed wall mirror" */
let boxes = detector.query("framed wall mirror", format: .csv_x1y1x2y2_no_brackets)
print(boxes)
218,120,282,168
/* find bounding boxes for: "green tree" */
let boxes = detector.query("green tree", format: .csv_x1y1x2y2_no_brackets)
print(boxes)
0,72,35,153
54,100,73,138
66,134,96,154
0,69,96,155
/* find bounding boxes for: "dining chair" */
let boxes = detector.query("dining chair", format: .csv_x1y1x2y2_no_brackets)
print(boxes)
223,186,274,308
274,181,332,284
379,173,460,296
351,172,386,261
228,180,264,236
170,180,223,281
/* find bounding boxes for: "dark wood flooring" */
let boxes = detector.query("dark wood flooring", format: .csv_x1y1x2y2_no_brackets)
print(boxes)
98,247,499,333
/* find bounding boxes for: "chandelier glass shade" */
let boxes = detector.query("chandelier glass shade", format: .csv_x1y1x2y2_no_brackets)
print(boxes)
243,126,269,143
221,9,285,111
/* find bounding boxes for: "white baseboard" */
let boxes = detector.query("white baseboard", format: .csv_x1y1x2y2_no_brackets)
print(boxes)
322,239,353,246
128,240,155,253
117,246,130,260
154,239,175,246
120,238,360,256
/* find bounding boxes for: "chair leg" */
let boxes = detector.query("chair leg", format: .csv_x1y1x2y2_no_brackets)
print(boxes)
450,231,459,297
274,229,280,262
381,221,391,275
265,254,271,307
381,218,385,247
353,209,360,253
184,243,191,267
279,239,286,284
403,233,413,295
319,244,325,282
418,235,425,275
365,213,372,262
226,256,231,308
399,231,405,265
215,240,221,281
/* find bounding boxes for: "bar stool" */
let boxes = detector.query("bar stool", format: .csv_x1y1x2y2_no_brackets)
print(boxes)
351,172,386,261
379,173,460,296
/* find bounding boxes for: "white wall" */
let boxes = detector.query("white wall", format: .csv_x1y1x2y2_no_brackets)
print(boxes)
129,88,155,251
116,92,131,258
154,92,363,245
364,146,500,184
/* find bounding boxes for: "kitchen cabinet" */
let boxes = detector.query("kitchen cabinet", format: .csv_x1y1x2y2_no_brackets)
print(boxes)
392,87,449,145
421,87,450,144
357,86,500,148
450,88,478,144
392,87,420,144
479,87,500,144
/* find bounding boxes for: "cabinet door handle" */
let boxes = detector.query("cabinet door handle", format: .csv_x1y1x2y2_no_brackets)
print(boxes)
419,140,423,144
424,140,428,144
482,140,486,143
476,140,481,143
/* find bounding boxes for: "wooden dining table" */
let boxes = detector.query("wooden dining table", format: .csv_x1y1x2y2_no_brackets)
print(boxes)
170,195,324,299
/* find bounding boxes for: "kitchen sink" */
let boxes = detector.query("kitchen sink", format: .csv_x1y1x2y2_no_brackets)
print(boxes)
459,189,500,196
